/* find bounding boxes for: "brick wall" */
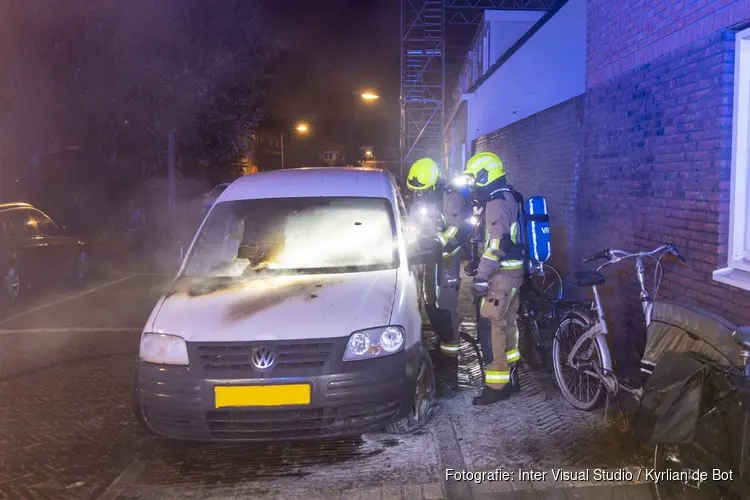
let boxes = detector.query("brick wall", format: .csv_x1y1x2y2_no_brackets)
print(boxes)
581,30,750,366
475,96,584,279
472,28,750,370
588,0,750,88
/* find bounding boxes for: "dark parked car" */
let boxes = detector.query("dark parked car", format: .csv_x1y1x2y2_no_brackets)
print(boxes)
201,182,231,214
0,202,87,306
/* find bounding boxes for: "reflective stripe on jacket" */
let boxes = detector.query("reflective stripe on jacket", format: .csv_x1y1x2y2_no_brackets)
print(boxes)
436,190,465,247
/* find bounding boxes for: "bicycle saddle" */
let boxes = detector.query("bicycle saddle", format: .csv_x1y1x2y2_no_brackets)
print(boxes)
732,326,750,349
573,270,606,287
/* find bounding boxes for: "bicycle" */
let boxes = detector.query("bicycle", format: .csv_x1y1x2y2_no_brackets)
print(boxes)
551,243,687,410
651,327,750,499
518,261,565,371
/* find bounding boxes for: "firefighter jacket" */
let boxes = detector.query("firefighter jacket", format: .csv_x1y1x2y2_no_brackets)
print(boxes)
437,190,472,255
476,193,525,281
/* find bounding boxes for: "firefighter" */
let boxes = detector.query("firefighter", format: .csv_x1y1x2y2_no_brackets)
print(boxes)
406,158,473,388
462,152,524,405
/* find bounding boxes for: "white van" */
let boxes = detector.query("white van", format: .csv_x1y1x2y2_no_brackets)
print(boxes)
134,167,440,441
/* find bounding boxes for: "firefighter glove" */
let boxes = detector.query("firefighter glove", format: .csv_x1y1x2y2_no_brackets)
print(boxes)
442,239,460,256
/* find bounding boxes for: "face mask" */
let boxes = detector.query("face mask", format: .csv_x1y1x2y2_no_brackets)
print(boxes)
414,189,439,205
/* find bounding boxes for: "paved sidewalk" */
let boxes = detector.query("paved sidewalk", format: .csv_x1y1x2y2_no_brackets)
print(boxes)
466,465,654,499
181,474,654,499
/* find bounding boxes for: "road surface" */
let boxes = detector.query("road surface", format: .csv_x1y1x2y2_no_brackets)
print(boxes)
0,265,655,500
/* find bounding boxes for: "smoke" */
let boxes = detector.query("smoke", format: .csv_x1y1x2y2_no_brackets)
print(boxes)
86,175,212,275
0,0,280,269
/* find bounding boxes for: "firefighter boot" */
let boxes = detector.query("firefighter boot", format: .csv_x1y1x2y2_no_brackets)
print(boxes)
472,384,513,406
510,365,521,393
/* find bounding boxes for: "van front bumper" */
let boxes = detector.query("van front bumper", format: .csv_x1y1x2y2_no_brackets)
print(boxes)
134,343,421,442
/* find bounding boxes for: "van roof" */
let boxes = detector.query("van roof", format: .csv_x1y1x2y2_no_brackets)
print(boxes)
218,167,396,202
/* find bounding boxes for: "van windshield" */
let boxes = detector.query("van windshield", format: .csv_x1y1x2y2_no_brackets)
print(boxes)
182,197,400,277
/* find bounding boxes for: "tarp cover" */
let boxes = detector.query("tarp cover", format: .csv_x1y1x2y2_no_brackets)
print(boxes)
642,300,741,369
634,350,709,444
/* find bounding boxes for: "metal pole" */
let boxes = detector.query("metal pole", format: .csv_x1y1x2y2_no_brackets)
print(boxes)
280,132,285,170
399,0,404,186
167,128,176,211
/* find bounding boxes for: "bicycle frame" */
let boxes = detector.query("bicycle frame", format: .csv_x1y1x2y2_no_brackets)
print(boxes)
565,245,672,396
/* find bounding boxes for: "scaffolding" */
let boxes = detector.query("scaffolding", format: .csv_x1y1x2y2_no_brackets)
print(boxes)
400,0,444,180
399,0,554,178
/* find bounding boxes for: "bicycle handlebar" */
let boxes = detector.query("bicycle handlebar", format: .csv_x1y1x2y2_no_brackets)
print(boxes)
582,249,610,263
582,243,688,264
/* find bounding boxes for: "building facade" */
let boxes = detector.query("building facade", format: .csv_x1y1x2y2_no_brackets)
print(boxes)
249,127,283,171
445,0,750,367
321,145,345,167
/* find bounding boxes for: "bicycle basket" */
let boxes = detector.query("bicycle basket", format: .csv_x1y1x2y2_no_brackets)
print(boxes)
634,350,710,445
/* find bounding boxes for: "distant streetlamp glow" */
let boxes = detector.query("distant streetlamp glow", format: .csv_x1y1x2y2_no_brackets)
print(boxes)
281,121,312,170
361,91,380,101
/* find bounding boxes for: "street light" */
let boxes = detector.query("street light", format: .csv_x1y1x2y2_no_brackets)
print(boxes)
281,121,311,170
361,91,380,102
362,148,375,168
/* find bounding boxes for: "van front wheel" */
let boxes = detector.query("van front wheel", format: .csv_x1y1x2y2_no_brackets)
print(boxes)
387,347,436,435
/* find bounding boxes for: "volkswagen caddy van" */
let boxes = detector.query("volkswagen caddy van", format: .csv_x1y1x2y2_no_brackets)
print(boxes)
133,167,440,441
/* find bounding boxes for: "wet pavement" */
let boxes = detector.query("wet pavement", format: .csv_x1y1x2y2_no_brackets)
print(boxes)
0,265,655,500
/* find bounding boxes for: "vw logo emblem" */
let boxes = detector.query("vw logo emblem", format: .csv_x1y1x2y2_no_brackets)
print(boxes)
251,346,276,371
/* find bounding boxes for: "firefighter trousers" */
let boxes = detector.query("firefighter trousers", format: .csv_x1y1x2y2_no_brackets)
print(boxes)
424,250,462,358
478,273,524,389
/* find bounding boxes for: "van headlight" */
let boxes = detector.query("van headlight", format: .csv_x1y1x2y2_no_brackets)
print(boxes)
139,333,189,365
343,326,405,361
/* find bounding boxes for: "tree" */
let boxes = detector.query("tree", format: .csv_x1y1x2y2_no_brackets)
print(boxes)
0,0,279,202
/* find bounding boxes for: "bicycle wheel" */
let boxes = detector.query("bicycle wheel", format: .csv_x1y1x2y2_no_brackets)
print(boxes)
460,331,485,388
535,263,564,301
520,263,564,370
551,311,604,411
523,264,564,334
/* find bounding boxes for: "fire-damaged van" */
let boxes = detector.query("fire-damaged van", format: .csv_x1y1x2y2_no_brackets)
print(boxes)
133,167,440,441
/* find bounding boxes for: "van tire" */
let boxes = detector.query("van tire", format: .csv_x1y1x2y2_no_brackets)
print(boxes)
386,347,436,435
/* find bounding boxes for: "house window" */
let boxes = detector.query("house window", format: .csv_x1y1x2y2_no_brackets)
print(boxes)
713,26,750,291
482,26,490,74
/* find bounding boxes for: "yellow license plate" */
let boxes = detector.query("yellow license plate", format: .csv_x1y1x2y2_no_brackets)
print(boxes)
214,384,311,408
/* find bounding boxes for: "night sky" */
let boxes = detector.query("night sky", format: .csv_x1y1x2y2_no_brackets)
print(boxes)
263,0,401,158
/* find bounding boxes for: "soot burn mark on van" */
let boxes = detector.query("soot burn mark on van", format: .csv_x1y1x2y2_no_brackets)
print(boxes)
165,277,244,298
223,277,345,322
